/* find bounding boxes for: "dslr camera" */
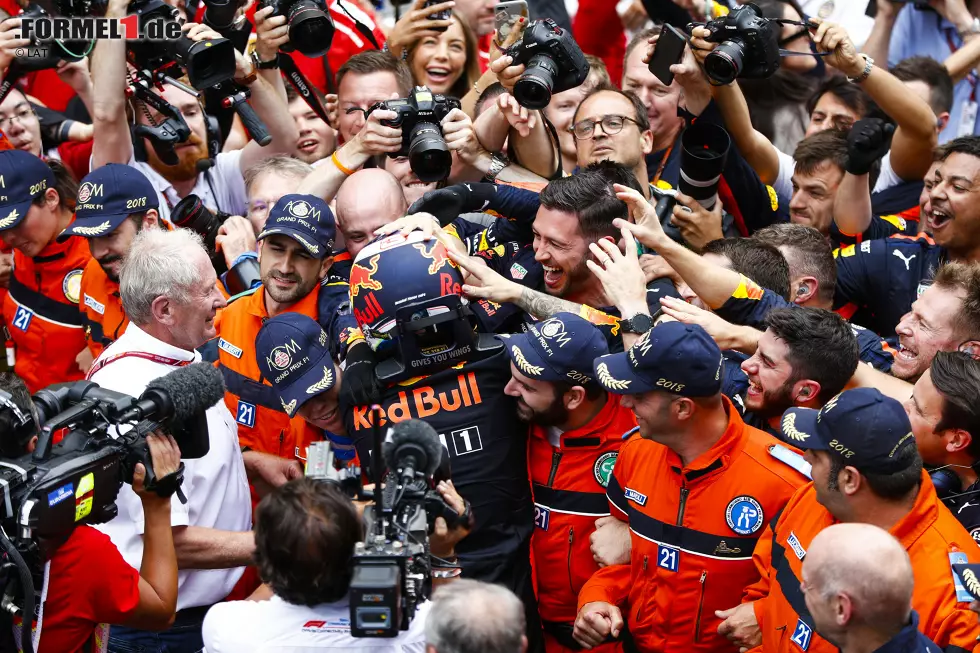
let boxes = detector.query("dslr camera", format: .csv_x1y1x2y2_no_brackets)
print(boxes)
126,0,238,90
258,0,334,58
369,87,460,183
700,2,780,86
505,18,589,110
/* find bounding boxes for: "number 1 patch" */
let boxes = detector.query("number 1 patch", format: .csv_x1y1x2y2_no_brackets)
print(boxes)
12,306,32,332
236,400,256,428
791,619,812,651
657,544,679,572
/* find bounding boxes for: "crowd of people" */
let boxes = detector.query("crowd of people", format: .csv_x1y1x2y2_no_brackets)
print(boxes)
3,0,980,650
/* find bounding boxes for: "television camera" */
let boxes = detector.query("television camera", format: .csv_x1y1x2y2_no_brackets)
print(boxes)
0,363,223,653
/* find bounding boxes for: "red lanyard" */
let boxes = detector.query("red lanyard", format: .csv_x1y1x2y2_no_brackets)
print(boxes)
86,351,192,380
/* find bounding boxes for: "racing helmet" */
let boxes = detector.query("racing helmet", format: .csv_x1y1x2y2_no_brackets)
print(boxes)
350,230,473,371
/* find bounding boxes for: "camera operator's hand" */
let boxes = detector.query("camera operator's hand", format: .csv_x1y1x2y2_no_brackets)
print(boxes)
574,602,624,648
216,216,257,269
620,0,648,31
133,432,182,504
716,602,761,651
845,117,895,176
243,450,303,497
254,5,289,63
590,516,631,567
386,0,456,60
809,18,864,79
670,193,724,251
55,57,93,96
441,108,489,166
613,184,671,251
688,25,716,69
349,107,403,158
0,18,29,73
447,248,524,304
586,229,648,318
407,183,498,225
489,54,526,93
430,480,472,559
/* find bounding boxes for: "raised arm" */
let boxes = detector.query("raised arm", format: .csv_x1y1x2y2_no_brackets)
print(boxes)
90,0,135,168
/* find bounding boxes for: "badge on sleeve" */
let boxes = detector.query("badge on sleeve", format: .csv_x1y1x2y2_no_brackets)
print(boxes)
950,551,976,602
593,452,618,488
790,618,812,651
725,496,764,535
62,269,83,304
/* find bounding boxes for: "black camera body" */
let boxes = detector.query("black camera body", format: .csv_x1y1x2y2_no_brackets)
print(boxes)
258,0,334,58
14,1,94,72
370,87,460,183
126,0,237,90
701,2,780,85
505,18,589,110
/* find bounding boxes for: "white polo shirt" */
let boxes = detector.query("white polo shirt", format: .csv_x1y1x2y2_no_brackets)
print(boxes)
90,323,252,611
130,149,249,223
202,596,431,652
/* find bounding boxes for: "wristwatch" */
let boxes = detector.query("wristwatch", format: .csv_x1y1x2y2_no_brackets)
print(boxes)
251,51,280,70
847,55,874,84
959,17,980,40
484,152,510,183
620,313,655,335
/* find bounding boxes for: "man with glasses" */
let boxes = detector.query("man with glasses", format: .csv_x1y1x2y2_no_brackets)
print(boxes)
0,89,42,157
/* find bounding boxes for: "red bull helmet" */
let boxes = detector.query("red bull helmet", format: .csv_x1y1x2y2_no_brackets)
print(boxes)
351,230,502,381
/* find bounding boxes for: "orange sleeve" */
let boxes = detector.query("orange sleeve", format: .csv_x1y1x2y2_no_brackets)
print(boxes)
577,563,632,611
743,522,774,604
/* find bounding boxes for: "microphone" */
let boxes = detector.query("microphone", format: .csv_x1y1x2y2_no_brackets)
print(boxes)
382,420,443,486
118,363,225,459
196,158,213,173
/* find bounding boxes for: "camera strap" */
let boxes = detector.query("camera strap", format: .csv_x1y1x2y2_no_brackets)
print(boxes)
279,56,334,126
335,0,382,51
771,19,832,57
86,352,192,381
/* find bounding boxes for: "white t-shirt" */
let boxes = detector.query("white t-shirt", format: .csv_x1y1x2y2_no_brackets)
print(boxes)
775,148,904,206
202,596,431,652
91,323,252,610
129,149,249,223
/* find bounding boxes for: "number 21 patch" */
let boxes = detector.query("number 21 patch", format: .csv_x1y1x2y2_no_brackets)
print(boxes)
236,400,256,428
790,619,812,651
657,544,679,572
12,306,32,332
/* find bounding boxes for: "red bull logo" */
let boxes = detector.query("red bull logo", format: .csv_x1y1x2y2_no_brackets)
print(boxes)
352,372,484,429
415,241,455,275
349,254,383,298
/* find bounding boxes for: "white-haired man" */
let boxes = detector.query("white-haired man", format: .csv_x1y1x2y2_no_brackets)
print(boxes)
89,229,259,652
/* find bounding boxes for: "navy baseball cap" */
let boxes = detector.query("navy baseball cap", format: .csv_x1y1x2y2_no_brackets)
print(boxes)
592,321,724,397
257,194,336,259
780,388,917,474
499,313,609,384
59,164,159,241
0,150,55,232
255,313,337,417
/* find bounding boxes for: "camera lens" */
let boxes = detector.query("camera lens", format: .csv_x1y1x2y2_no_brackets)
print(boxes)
513,53,558,110
408,122,451,183
171,194,224,263
679,122,731,210
287,0,335,58
704,39,746,86
172,36,237,89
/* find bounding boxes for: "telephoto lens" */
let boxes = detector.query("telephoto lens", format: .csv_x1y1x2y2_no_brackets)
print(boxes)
679,122,731,210
704,41,746,86
514,54,560,110
285,0,335,58
408,122,452,183
170,194,227,268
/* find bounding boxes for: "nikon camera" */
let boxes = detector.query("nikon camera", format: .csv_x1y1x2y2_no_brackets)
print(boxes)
700,2,780,86
369,87,460,183
506,18,589,110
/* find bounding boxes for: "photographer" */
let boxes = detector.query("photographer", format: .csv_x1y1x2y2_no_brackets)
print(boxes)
90,0,297,221
0,373,181,653
201,477,470,651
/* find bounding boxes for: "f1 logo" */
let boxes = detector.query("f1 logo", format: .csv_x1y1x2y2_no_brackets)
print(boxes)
12,306,32,332
791,618,812,651
236,400,256,428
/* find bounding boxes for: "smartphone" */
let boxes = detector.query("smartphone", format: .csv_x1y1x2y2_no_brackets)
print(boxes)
423,0,452,32
648,24,687,86
494,0,529,47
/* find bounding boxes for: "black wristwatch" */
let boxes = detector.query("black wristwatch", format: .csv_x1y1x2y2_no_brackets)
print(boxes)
251,51,280,70
621,313,654,335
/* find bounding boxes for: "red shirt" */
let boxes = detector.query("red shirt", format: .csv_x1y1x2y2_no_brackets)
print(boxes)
25,526,140,653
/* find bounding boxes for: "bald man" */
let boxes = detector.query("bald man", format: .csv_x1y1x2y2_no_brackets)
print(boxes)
801,524,942,653
335,169,408,260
